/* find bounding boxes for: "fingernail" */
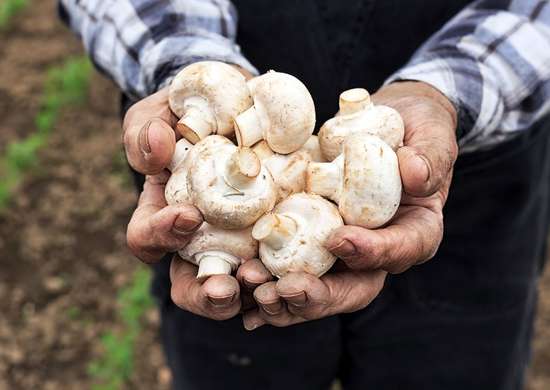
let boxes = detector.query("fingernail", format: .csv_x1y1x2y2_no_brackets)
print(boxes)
139,121,152,154
261,300,282,315
173,214,202,235
329,239,357,258
281,291,307,307
208,293,236,307
414,154,431,183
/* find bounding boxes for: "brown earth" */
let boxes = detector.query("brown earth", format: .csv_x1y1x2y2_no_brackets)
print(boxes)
0,1,548,389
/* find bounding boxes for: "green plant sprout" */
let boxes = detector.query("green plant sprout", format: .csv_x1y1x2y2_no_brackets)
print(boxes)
0,0,28,28
88,267,154,390
0,56,92,209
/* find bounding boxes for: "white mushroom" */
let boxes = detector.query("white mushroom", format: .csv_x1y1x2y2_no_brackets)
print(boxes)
165,139,258,280
234,71,315,154
306,134,402,229
318,88,404,161
253,193,343,278
168,61,253,144
186,135,277,230
178,224,258,281
298,135,326,163
251,136,325,203
165,138,195,205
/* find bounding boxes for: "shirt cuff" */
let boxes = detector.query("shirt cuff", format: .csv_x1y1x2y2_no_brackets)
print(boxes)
385,55,480,143
144,30,258,96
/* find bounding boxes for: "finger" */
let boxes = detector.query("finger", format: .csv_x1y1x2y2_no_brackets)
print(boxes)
243,270,386,330
326,202,443,273
170,256,241,320
236,259,274,292
397,103,458,197
123,88,177,175
243,282,298,330
276,273,331,319
242,308,303,330
127,174,203,264
320,269,387,313
372,83,458,197
254,281,285,315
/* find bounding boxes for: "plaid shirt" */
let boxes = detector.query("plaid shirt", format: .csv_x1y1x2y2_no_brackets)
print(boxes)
60,0,550,153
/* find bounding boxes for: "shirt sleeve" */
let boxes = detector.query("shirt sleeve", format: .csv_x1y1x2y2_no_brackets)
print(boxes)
386,0,550,153
58,0,257,100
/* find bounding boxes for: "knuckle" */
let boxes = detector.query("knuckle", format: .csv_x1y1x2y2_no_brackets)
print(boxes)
209,307,240,321
122,125,132,150
288,305,316,320
170,285,187,309
126,224,142,256
268,316,292,328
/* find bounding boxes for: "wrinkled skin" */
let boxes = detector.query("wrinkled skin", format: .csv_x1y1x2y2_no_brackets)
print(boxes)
123,80,457,326
124,84,272,320
240,81,458,329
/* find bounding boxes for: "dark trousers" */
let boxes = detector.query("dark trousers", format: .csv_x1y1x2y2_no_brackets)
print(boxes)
123,96,550,390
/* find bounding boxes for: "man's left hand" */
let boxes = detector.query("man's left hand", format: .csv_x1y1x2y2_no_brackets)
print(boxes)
241,81,458,329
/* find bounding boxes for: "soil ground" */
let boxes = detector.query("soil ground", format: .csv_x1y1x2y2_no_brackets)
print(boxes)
0,1,548,389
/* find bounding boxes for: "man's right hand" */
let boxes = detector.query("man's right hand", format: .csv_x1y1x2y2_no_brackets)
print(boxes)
123,88,270,320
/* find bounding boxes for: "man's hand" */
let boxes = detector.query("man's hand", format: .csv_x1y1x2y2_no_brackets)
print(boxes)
123,88,252,320
326,81,458,273
241,81,458,329
242,266,387,330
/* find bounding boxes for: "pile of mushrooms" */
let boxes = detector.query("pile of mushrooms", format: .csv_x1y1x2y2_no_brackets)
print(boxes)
165,61,404,280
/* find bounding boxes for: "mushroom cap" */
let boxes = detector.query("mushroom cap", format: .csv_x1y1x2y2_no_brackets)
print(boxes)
168,61,253,137
247,71,315,154
339,134,402,228
264,150,311,202
319,94,404,161
167,138,194,172
298,135,326,162
257,193,343,278
165,167,191,205
251,140,275,161
178,224,258,265
165,137,228,205
187,135,277,229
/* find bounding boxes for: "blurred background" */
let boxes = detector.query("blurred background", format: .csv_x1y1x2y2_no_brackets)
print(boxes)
0,1,549,389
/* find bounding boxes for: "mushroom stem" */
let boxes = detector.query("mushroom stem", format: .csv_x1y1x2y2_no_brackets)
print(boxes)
195,251,240,281
306,156,344,203
225,147,261,188
252,140,275,161
177,105,216,144
168,138,194,172
252,213,297,250
234,106,263,147
338,88,372,116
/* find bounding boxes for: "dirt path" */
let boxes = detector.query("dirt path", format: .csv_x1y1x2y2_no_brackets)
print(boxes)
0,1,548,389
0,2,169,389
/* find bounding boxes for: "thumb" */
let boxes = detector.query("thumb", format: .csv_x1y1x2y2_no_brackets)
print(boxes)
123,88,177,175
373,81,458,197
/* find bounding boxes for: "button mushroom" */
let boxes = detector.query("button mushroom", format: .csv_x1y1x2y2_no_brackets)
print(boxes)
165,138,194,205
168,61,253,144
234,71,316,154
165,135,232,205
178,224,258,281
186,135,277,230
252,193,344,278
251,135,325,203
306,134,402,229
298,135,326,163
165,139,258,280
318,88,404,161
